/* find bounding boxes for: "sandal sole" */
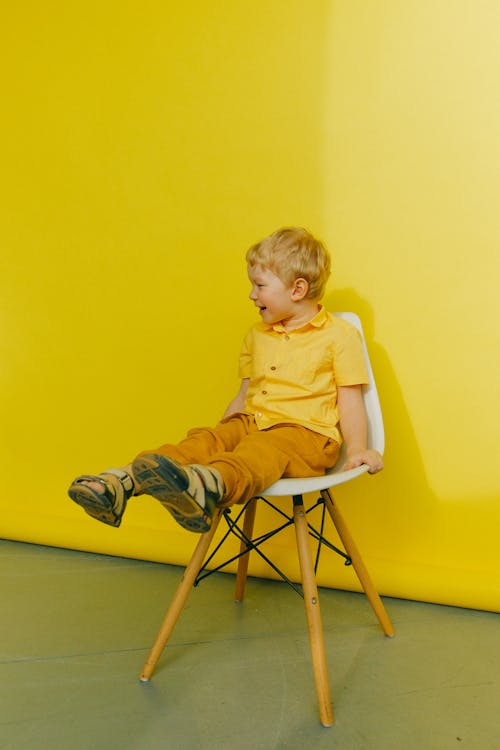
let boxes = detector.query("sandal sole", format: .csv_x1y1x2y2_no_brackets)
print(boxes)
68,483,121,527
132,454,212,533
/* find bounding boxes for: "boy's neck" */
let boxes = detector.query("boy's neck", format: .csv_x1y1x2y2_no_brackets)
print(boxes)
280,301,321,331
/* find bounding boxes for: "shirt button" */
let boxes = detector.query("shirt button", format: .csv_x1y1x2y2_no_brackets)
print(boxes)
270,366,276,371
262,390,268,395
284,334,290,341
256,412,262,417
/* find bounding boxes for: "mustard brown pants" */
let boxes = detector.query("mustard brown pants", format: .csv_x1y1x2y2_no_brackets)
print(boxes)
139,413,340,507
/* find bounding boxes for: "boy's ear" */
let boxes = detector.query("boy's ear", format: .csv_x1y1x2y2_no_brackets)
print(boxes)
291,277,309,300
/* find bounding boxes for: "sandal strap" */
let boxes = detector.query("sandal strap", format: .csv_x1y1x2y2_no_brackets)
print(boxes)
74,474,109,488
102,468,135,497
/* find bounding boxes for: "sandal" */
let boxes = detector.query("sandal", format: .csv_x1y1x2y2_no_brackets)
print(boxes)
68,468,135,527
131,454,222,533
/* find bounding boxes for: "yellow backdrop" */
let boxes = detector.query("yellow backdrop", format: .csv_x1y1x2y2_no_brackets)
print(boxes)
2,1,499,612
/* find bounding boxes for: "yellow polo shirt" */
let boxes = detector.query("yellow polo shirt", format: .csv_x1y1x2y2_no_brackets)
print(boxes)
239,306,368,443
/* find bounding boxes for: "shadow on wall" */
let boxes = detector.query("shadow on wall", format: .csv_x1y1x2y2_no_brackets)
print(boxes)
324,288,437,567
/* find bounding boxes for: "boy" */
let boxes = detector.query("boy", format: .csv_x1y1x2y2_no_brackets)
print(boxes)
68,227,383,533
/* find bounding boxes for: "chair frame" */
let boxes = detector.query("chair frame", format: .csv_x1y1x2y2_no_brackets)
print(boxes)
139,313,395,727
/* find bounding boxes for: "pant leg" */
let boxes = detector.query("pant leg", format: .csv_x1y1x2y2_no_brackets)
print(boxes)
208,424,340,507
137,413,256,465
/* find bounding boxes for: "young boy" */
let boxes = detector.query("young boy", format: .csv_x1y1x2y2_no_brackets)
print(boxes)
68,227,383,533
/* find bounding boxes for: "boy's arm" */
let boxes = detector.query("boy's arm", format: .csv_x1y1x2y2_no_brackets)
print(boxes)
222,378,250,419
337,385,384,474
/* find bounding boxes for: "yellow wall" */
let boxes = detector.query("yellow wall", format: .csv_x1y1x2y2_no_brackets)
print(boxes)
2,1,499,612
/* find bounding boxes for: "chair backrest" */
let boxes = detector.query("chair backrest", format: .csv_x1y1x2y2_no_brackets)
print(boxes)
334,312,385,459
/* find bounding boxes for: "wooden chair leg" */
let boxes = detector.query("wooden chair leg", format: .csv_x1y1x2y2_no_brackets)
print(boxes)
140,508,223,682
321,489,395,637
293,495,334,728
234,497,258,602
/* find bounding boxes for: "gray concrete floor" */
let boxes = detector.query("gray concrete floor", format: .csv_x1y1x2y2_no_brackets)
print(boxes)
1,539,499,750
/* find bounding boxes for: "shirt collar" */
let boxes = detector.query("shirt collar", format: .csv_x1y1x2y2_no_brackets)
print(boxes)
265,304,328,333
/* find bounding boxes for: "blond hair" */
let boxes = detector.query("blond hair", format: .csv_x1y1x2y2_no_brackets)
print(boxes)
246,227,331,300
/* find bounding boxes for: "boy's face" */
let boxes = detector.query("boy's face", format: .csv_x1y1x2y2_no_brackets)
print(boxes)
247,264,297,325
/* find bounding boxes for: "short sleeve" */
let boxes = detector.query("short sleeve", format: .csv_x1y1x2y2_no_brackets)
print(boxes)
332,322,369,386
238,330,253,379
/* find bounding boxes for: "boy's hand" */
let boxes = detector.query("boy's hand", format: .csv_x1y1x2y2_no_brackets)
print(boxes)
222,378,250,419
343,450,384,475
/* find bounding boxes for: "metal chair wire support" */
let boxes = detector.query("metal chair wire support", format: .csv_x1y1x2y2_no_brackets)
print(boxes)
194,495,352,597
195,499,303,596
